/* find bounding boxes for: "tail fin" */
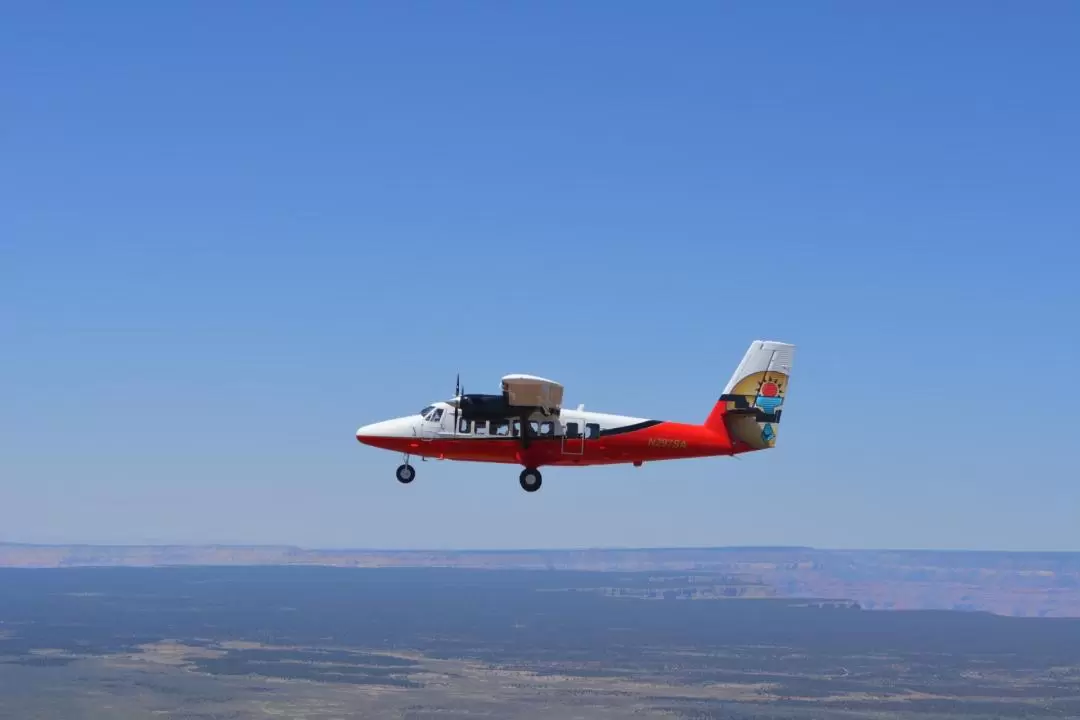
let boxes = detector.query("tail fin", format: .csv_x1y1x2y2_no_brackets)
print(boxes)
704,340,795,450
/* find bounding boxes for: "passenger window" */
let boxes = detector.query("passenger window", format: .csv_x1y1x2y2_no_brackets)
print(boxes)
529,421,540,435
565,422,580,439
491,420,509,436
474,420,488,436
511,419,521,437
458,418,471,434
539,421,553,436
585,423,600,439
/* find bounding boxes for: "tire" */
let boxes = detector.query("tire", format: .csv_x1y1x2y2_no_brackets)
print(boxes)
519,467,542,492
396,464,415,484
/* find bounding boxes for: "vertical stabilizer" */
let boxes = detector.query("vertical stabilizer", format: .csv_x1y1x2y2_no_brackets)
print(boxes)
705,340,795,450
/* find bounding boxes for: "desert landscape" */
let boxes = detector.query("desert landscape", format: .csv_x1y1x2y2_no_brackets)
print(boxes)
3,563,1080,718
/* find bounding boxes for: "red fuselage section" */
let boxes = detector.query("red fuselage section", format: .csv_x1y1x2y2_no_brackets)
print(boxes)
356,418,749,468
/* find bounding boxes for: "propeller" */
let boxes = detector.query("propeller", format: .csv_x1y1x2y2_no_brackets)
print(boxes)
453,373,462,432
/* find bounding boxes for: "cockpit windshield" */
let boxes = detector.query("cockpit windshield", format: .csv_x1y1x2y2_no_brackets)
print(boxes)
419,406,444,422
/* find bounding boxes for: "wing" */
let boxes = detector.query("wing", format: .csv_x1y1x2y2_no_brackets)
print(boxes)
501,374,564,414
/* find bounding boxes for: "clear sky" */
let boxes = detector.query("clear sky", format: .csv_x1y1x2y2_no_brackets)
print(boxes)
3,2,1078,551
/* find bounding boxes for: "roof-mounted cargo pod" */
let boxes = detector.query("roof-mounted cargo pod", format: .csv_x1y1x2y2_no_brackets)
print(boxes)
501,374,564,415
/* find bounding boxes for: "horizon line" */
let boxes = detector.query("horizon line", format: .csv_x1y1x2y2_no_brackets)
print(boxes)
2,541,1078,555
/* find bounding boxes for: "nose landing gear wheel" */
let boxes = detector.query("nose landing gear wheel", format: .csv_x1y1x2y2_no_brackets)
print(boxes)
519,467,542,492
396,464,415,484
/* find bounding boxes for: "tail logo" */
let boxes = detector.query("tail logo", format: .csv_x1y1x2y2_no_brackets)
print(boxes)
720,371,788,448
756,380,783,414
755,378,784,444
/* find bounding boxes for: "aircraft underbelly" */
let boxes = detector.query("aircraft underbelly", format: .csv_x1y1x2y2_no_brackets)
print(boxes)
365,421,730,466
428,430,726,465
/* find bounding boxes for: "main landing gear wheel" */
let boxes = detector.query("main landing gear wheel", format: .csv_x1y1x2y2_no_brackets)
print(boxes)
519,467,542,493
395,464,415,484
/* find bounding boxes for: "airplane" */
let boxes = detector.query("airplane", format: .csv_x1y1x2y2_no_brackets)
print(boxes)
355,339,795,493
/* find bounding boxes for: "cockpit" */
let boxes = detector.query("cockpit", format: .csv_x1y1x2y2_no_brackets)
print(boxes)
419,405,445,422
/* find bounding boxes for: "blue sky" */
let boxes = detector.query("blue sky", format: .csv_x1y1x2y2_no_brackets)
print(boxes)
3,2,1078,550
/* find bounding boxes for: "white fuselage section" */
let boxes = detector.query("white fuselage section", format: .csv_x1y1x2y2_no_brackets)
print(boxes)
355,400,651,441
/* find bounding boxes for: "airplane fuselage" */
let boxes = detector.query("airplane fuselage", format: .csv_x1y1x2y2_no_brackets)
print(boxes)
355,404,738,468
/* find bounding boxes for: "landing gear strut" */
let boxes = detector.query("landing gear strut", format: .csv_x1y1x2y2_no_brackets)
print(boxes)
396,458,415,484
519,467,542,493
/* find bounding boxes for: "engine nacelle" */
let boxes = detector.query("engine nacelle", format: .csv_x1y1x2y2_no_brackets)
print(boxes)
457,393,512,421
457,392,552,422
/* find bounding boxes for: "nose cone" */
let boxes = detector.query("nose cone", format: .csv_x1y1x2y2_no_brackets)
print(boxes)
355,417,415,445
356,420,389,445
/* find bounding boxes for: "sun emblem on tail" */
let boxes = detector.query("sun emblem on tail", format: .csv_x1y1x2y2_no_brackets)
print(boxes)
754,376,785,414
754,375,785,445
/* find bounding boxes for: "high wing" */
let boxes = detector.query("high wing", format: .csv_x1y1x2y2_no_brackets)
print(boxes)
501,374,564,415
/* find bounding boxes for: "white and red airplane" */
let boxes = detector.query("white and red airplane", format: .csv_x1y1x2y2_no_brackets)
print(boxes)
355,340,794,492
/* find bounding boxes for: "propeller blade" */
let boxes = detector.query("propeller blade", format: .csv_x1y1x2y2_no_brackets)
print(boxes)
453,373,461,432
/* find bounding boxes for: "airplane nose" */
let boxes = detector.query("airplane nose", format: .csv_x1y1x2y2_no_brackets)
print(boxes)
355,419,397,444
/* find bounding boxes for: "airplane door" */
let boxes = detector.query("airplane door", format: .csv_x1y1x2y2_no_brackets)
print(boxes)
561,419,584,455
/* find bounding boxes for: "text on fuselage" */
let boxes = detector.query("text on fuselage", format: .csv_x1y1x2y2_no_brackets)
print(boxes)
647,437,688,449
